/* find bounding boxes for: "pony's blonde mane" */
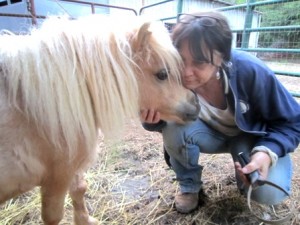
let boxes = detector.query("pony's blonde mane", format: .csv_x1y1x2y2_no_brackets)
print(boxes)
0,15,182,155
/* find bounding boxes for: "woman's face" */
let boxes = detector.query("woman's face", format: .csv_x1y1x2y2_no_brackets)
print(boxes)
179,40,221,90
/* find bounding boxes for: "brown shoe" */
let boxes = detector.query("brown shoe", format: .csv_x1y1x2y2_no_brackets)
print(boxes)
175,192,199,213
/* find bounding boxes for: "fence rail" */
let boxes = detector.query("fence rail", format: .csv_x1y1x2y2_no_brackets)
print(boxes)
1,0,299,98
142,0,299,98
218,0,299,97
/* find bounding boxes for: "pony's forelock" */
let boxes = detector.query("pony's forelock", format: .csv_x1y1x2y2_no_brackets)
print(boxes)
156,28,183,84
140,21,183,84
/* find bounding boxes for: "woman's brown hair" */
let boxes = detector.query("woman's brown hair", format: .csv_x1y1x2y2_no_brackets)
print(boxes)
172,11,232,65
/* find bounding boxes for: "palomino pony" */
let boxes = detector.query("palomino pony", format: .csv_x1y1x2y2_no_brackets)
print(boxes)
0,15,199,224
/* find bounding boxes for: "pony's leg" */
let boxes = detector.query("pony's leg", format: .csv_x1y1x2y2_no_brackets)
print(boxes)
40,180,70,225
69,172,99,225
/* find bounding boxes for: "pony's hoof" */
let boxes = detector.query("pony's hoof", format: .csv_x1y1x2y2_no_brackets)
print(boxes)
87,216,99,225
75,216,99,225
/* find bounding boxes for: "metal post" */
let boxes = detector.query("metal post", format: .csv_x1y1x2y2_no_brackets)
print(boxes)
91,4,95,14
241,0,255,49
177,0,183,14
28,0,37,26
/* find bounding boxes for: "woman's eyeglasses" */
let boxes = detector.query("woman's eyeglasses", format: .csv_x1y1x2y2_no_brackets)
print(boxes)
177,13,218,26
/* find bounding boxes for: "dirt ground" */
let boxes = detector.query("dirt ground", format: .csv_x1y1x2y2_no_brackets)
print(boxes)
0,63,299,224
1,120,299,225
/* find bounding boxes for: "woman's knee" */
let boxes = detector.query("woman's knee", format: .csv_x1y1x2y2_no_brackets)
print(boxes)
162,120,199,148
250,184,289,205
242,154,292,205
162,121,202,166
163,119,227,155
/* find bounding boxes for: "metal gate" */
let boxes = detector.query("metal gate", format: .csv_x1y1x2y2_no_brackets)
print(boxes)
1,0,299,98
140,0,300,99
216,0,300,98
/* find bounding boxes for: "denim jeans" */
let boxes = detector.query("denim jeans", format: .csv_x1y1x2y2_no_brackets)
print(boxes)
162,119,292,205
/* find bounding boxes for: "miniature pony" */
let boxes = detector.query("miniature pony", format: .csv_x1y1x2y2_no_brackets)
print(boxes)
0,15,199,224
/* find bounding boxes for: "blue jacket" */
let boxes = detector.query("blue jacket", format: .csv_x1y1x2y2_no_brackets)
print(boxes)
228,50,300,157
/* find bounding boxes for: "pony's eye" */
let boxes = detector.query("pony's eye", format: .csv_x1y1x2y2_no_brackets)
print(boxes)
155,69,168,80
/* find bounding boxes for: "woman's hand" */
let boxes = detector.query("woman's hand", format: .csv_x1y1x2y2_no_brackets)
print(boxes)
140,109,161,124
235,151,272,185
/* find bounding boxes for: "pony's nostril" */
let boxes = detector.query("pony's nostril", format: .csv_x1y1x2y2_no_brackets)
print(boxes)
184,104,200,121
186,113,197,120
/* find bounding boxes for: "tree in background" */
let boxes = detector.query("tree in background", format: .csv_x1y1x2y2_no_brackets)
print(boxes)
222,0,299,60
222,0,299,49
257,1,300,49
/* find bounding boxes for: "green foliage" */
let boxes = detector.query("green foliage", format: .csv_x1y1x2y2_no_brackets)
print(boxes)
222,0,246,4
256,1,300,48
221,0,300,49
220,0,247,5
235,0,247,4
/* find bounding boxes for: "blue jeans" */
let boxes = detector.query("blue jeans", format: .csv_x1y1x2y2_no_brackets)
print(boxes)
162,119,292,205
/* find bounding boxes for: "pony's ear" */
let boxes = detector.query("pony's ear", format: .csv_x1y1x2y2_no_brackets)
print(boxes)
132,22,151,52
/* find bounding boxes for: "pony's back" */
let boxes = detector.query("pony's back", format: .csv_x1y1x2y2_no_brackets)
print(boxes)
0,15,141,153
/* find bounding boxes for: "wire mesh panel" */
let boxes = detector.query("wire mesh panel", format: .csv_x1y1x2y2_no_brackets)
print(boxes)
0,0,299,98
218,0,300,99
254,0,300,99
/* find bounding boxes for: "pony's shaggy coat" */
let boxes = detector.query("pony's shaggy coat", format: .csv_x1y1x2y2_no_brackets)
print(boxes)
0,15,199,224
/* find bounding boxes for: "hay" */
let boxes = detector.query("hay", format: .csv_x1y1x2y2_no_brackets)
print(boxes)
0,120,299,224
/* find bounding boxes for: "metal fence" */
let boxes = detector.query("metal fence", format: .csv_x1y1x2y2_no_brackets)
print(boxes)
216,0,300,98
140,0,300,99
1,0,299,98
